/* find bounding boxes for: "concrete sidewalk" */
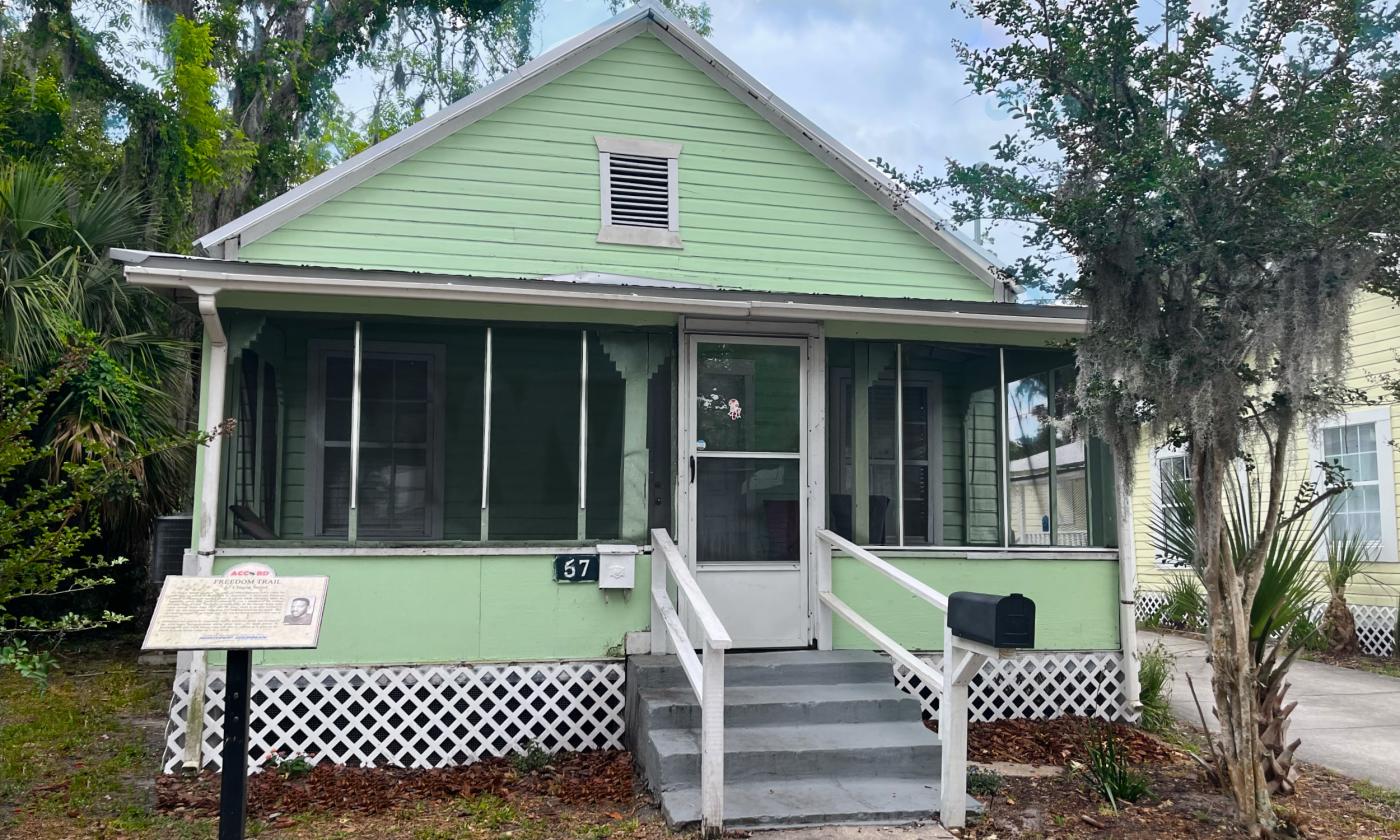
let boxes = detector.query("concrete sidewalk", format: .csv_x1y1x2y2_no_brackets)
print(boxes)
1140,630,1400,789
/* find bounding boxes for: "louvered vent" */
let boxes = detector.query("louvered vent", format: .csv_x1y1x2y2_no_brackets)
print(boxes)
606,153,671,228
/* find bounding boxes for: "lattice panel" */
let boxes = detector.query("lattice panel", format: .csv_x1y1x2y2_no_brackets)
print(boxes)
893,651,1133,724
162,662,626,773
1135,590,1169,623
1305,602,1397,658
1352,604,1397,657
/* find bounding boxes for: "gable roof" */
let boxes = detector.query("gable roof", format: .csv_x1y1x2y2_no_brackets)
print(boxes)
196,0,1006,298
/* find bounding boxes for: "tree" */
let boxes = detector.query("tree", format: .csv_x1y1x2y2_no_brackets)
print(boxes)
0,163,194,549
891,0,1400,832
0,344,212,683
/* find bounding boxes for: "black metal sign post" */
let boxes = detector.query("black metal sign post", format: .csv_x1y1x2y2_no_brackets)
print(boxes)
218,648,253,840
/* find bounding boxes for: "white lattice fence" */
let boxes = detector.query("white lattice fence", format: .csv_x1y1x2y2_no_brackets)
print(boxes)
1142,589,1397,658
893,651,1132,723
1305,602,1397,658
163,662,626,773
1352,605,1397,657
1135,591,1169,623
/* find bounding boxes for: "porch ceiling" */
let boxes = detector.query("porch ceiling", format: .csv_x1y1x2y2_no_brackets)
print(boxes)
112,249,1087,335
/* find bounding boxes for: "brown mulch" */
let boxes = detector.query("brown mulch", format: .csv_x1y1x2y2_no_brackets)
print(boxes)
931,715,1182,767
156,749,638,820
1302,649,1400,678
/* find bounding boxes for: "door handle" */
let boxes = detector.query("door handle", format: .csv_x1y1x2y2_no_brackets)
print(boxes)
689,455,696,483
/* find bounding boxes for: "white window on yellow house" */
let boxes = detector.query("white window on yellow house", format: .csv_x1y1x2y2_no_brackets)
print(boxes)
1314,406,1398,562
1151,447,1192,566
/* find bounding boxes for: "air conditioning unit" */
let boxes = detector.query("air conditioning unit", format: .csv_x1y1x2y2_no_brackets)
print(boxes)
149,514,192,585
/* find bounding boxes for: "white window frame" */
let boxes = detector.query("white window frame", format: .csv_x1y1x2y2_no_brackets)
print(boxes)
305,340,447,540
1149,444,1193,567
1310,406,1398,563
596,135,683,249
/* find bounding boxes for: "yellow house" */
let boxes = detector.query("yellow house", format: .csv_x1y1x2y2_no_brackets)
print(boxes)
1132,291,1400,656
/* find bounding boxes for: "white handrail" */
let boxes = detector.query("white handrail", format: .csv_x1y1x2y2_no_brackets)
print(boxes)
649,528,728,839
817,529,948,610
814,527,985,830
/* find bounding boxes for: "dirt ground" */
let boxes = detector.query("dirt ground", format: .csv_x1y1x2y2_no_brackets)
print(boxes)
4,640,1399,839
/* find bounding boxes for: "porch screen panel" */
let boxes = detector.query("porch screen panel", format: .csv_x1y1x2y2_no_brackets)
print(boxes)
827,340,1002,547
585,332,624,540
1051,366,1090,546
1006,371,1053,546
488,328,581,540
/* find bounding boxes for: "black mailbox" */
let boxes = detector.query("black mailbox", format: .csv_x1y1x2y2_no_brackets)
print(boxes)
947,592,1035,649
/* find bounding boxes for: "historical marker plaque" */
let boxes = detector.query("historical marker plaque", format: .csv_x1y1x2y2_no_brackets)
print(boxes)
142,575,329,651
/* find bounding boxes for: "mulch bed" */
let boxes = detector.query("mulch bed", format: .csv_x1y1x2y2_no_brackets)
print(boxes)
963,716,1181,766
157,749,638,820
957,722,1400,839
1302,649,1400,677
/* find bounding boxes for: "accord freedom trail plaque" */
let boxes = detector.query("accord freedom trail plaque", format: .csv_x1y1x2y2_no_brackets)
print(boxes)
143,573,328,840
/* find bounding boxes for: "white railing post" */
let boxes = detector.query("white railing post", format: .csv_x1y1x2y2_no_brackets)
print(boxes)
650,547,668,655
940,624,970,829
815,535,833,650
699,639,725,839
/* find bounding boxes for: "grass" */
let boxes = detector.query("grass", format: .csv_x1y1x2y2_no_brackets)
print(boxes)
1354,780,1400,808
1,641,674,840
0,645,220,838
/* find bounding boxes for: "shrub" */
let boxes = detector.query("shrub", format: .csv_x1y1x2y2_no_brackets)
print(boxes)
1287,613,1328,652
1082,731,1150,811
967,765,1003,796
1138,641,1176,734
1160,573,1207,631
511,740,551,773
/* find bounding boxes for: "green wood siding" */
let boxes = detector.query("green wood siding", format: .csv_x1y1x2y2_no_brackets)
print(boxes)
236,34,991,302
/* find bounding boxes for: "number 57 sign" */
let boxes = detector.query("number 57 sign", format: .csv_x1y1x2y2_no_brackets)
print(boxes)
554,554,600,583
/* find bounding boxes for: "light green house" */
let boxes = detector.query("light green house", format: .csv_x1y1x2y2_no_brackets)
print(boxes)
121,3,1136,828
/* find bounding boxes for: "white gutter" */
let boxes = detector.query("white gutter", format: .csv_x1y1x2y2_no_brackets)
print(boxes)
184,292,228,770
122,265,1088,335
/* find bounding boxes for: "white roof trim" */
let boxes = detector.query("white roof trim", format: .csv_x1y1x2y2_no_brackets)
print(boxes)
114,250,1084,334
194,0,1006,297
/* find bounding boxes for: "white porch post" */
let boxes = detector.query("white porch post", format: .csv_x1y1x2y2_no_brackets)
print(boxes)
184,292,228,770
1115,464,1142,713
937,623,969,828
699,638,726,838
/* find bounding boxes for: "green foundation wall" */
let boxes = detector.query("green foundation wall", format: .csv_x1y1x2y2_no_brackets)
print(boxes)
830,554,1120,651
211,554,652,667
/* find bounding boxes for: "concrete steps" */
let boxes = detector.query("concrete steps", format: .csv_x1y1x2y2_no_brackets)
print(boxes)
626,650,978,830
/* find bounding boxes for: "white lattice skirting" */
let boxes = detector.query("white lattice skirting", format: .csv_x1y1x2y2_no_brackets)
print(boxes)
162,662,626,772
1138,592,1397,658
893,651,1133,723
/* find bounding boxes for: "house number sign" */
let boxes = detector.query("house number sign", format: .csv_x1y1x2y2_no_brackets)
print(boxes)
554,554,600,583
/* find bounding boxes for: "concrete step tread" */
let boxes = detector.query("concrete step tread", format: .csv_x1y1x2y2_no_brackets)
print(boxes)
659,776,979,829
631,649,887,669
649,720,940,757
639,680,914,709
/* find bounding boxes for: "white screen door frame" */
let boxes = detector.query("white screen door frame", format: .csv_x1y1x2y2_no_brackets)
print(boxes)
674,320,825,649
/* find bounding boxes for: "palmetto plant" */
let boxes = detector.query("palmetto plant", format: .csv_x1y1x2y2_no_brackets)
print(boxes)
0,163,194,560
1320,533,1372,655
1148,475,1323,795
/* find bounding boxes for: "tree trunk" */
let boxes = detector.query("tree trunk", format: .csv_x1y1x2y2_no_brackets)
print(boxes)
1191,440,1273,834
1322,594,1358,655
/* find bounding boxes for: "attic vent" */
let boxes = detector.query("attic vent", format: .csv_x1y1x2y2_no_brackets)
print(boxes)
596,135,683,249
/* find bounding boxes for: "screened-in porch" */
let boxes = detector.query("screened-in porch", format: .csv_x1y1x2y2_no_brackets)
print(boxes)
213,311,1116,556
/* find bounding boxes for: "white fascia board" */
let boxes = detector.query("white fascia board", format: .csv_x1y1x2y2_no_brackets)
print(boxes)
120,261,1086,335
193,8,654,254
640,10,1005,295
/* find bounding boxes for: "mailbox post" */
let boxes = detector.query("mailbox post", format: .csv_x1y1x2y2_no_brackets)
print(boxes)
938,592,1036,828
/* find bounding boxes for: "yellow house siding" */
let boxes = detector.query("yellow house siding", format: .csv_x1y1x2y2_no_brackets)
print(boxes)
1132,292,1400,608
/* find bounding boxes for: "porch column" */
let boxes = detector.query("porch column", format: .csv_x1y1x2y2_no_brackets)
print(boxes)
602,334,668,541
852,343,870,544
